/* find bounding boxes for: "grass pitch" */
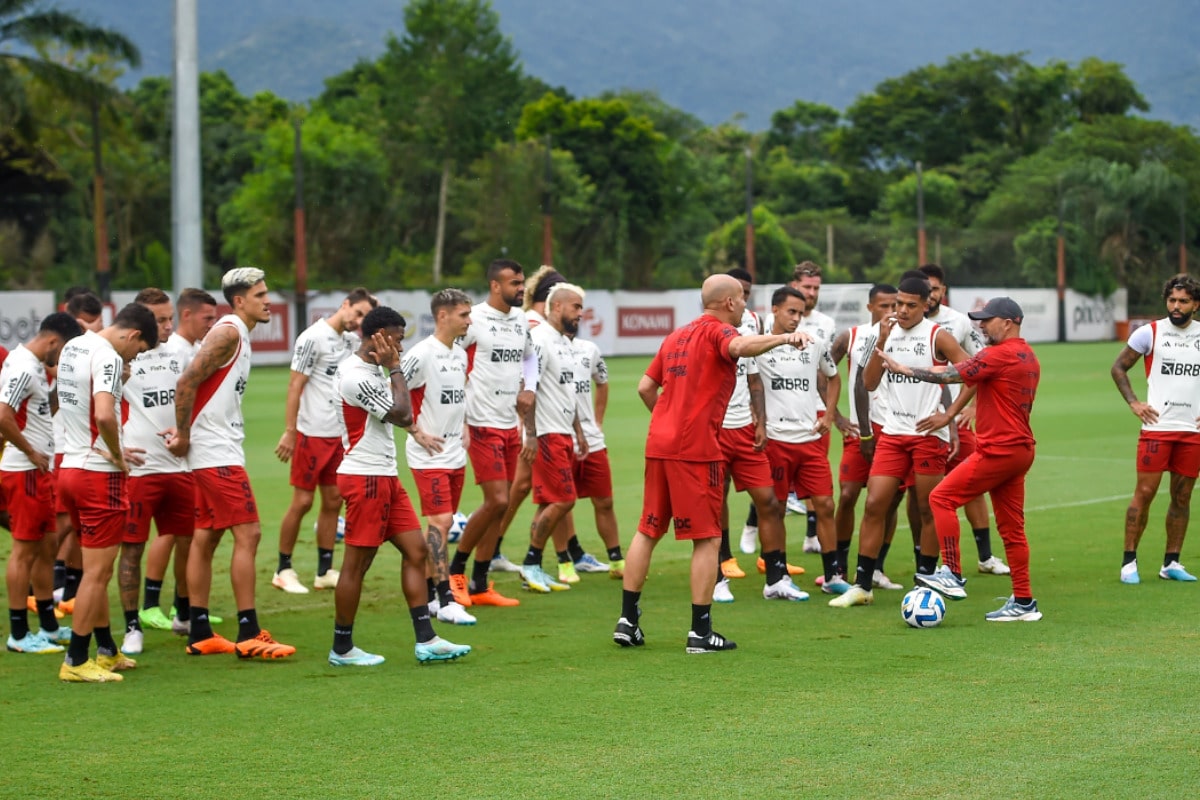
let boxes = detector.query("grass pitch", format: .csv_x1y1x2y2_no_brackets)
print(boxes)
3,342,1199,798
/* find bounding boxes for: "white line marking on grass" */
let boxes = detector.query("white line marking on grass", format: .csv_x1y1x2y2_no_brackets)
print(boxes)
1026,494,1127,512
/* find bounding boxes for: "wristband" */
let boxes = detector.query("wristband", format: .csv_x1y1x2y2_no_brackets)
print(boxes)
859,435,873,441
388,366,403,376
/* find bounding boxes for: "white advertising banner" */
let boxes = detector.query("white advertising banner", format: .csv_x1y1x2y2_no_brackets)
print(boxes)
948,287,1058,343
0,291,56,350
1065,288,1128,342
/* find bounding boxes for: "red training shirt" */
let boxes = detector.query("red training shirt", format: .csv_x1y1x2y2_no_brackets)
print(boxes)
958,337,1039,454
644,314,740,462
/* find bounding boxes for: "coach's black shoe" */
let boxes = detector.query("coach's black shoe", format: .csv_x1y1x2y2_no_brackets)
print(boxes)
685,630,736,654
613,617,644,647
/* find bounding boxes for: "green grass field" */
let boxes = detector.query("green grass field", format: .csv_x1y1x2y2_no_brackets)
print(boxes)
3,342,1199,799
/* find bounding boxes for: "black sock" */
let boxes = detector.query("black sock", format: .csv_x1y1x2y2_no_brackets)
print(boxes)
877,541,891,572
124,609,141,633
913,546,922,571
691,603,712,637
333,623,354,655
66,631,91,666
836,541,852,576
450,550,471,575
317,547,334,576
556,549,571,564
973,527,993,561
917,554,938,575
237,608,259,641
410,605,436,643
53,560,66,591
1015,596,1034,606
806,510,817,538
436,580,453,608
189,607,213,642
175,593,190,622
94,626,117,656
494,536,505,558
277,552,293,573
762,549,787,585
1122,550,1137,566
719,528,733,562
63,567,82,602
426,578,437,604
523,546,543,567
1165,552,1181,568
621,590,641,622
746,504,758,528
821,550,840,583
9,608,29,640
566,536,586,562
855,554,878,591
470,559,491,594
607,546,623,561
143,578,163,610
35,598,58,632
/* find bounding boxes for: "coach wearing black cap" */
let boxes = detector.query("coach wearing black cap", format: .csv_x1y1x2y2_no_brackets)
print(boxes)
876,296,1044,622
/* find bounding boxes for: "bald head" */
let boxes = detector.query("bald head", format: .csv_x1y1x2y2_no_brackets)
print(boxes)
702,274,742,308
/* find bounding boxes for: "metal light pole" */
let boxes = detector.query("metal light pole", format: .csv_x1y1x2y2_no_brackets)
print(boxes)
91,101,111,301
294,118,308,325
542,134,553,267
172,0,203,292
916,161,927,265
1056,176,1067,343
1181,188,1189,275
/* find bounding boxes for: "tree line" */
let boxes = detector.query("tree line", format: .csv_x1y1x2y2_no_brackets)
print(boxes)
1,0,1197,313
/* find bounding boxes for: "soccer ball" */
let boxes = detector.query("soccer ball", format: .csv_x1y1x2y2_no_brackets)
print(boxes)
448,512,469,544
901,587,946,628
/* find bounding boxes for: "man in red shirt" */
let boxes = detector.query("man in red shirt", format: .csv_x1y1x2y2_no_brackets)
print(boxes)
877,297,1042,621
613,274,811,653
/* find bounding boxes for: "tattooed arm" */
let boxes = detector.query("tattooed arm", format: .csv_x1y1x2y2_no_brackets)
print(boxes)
1111,346,1158,425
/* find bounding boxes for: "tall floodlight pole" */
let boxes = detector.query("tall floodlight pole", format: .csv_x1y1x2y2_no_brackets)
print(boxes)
1181,189,1189,275
91,101,110,301
916,161,927,265
294,118,308,326
1056,176,1067,343
172,0,203,292
541,134,553,266
744,147,755,281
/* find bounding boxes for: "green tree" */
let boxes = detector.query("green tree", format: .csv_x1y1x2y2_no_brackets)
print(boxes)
702,205,818,284
763,100,840,162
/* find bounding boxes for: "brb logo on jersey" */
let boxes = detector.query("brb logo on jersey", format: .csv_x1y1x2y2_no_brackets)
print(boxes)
143,388,176,407
440,389,466,404
490,349,522,363
771,377,810,391
1160,360,1200,376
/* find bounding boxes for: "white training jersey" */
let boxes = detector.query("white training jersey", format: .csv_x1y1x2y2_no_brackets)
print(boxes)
166,332,202,362
530,322,577,437
336,353,398,476
801,309,838,413
187,314,251,469
461,302,533,430
0,345,53,471
722,309,761,429
571,337,608,453
526,308,546,328
401,336,468,470
755,338,838,444
1129,319,1200,434
57,330,125,472
877,318,949,441
845,322,886,430
291,318,357,436
123,337,193,476
927,304,985,405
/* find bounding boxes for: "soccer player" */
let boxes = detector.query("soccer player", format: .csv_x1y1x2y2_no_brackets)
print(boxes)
517,283,590,593
273,287,376,594
167,268,295,659
613,274,811,654
830,276,971,608
756,286,847,597
329,306,471,665
1,312,81,654
446,260,534,609
1111,274,1200,584
116,288,191,655
920,264,1009,576
56,303,158,682
137,288,218,635
879,297,1043,620
830,284,904,591
400,289,476,626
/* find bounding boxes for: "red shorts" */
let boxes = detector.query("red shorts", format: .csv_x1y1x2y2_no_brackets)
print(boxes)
573,449,613,499
947,424,977,472
290,434,343,491
1,470,55,542
411,468,466,516
767,438,834,501
719,424,773,492
839,422,884,486
639,458,724,541
533,433,576,504
125,472,197,543
870,434,949,480
1137,432,1200,478
468,426,520,484
56,468,128,549
53,453,67,515
337,473,421,548
192,466,258,530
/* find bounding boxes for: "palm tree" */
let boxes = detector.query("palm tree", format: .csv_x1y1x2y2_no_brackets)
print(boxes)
0,0,141,139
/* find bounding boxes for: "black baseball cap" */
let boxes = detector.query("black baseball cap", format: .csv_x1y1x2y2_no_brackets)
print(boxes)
968,297,1024,323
